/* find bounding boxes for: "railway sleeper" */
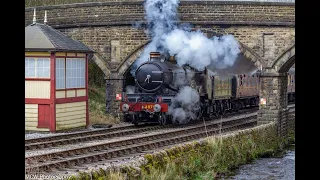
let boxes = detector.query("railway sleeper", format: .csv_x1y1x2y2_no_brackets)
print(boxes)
26,126,158,150
30,122,234,163
26,118,255,166
26,121,255,173
26,113,253,152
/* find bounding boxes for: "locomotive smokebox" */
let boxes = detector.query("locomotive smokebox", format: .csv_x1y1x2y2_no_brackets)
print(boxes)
135,52,174,93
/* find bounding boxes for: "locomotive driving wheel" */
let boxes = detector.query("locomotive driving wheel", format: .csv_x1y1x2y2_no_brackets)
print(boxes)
213,103,219,117
220,101,226,115
158,113,167,126
132,115,139,126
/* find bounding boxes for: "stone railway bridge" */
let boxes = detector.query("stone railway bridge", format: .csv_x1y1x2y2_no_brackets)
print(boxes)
25,0,295,136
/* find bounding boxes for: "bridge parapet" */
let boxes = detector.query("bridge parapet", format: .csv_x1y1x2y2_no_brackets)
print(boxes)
25,0,295,28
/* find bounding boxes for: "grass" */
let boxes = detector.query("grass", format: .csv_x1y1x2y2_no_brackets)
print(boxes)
87,59,120,126
88,85,120,126
139,124,285,180
68,122,294,180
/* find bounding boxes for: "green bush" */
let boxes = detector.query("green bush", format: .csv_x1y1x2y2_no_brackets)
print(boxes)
88,61,105,87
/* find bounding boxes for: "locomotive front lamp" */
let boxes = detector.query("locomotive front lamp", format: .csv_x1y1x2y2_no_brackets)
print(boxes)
122,104,129,112
154,104,161,112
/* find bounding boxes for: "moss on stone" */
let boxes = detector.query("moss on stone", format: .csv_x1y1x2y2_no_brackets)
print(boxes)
67,122,295,180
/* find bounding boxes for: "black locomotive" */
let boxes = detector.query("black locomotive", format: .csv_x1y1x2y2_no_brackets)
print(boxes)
119,52,295,125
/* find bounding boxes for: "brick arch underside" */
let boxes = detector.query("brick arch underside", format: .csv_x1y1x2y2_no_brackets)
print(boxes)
271,44,295,73
90,53,111,77
117,40,267,76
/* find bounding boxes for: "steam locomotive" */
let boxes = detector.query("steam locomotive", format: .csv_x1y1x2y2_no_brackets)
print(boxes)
119,52,295,125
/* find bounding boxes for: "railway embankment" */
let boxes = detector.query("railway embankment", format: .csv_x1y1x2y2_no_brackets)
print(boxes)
68,117,295,180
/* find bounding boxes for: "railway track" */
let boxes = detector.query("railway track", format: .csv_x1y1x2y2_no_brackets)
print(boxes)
25,113,257,173
25,124,135,145
26,103,295,150
25,107,259,151
25,125,163,151
25,105,295,174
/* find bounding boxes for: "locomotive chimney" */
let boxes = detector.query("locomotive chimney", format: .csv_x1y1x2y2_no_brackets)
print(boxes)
149,52,161,61
168,55,177,64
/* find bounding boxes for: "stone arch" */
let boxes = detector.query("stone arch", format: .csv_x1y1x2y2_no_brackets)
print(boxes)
271,44,295,73
238,42,267,70
116,40,151,76
116,38,267,76
90,53,111,78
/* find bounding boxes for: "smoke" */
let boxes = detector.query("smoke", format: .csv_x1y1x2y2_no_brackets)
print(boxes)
127,0,242,124
207,53,258,80
130,0,240,77
130,0,179,76
132,21,144,29
168,86,200,124
161,29,240,71
172,68,194,88
126,85,136,94
130,42,158,76
178,23,193,31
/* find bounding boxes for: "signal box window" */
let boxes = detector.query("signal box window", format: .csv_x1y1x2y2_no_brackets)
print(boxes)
25,57,50,78
55,58,86,89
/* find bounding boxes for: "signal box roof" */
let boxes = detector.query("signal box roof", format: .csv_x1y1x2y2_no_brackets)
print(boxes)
25,23,93,53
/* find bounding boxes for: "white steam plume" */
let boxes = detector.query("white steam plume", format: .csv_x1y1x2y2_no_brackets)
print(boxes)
131,0,179,76
172,68,194,88
130,0,240,76
128,0,242,124
161,29,240,71
168,86,200,124
126,85,136,94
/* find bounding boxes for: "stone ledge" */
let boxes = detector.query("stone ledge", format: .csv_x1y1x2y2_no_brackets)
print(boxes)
36,21,295,29
181,0,295,6
25,0,295,10
25,2,144,11
260,70,288,77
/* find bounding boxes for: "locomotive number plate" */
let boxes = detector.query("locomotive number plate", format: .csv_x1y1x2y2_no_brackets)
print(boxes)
142,105,154,109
